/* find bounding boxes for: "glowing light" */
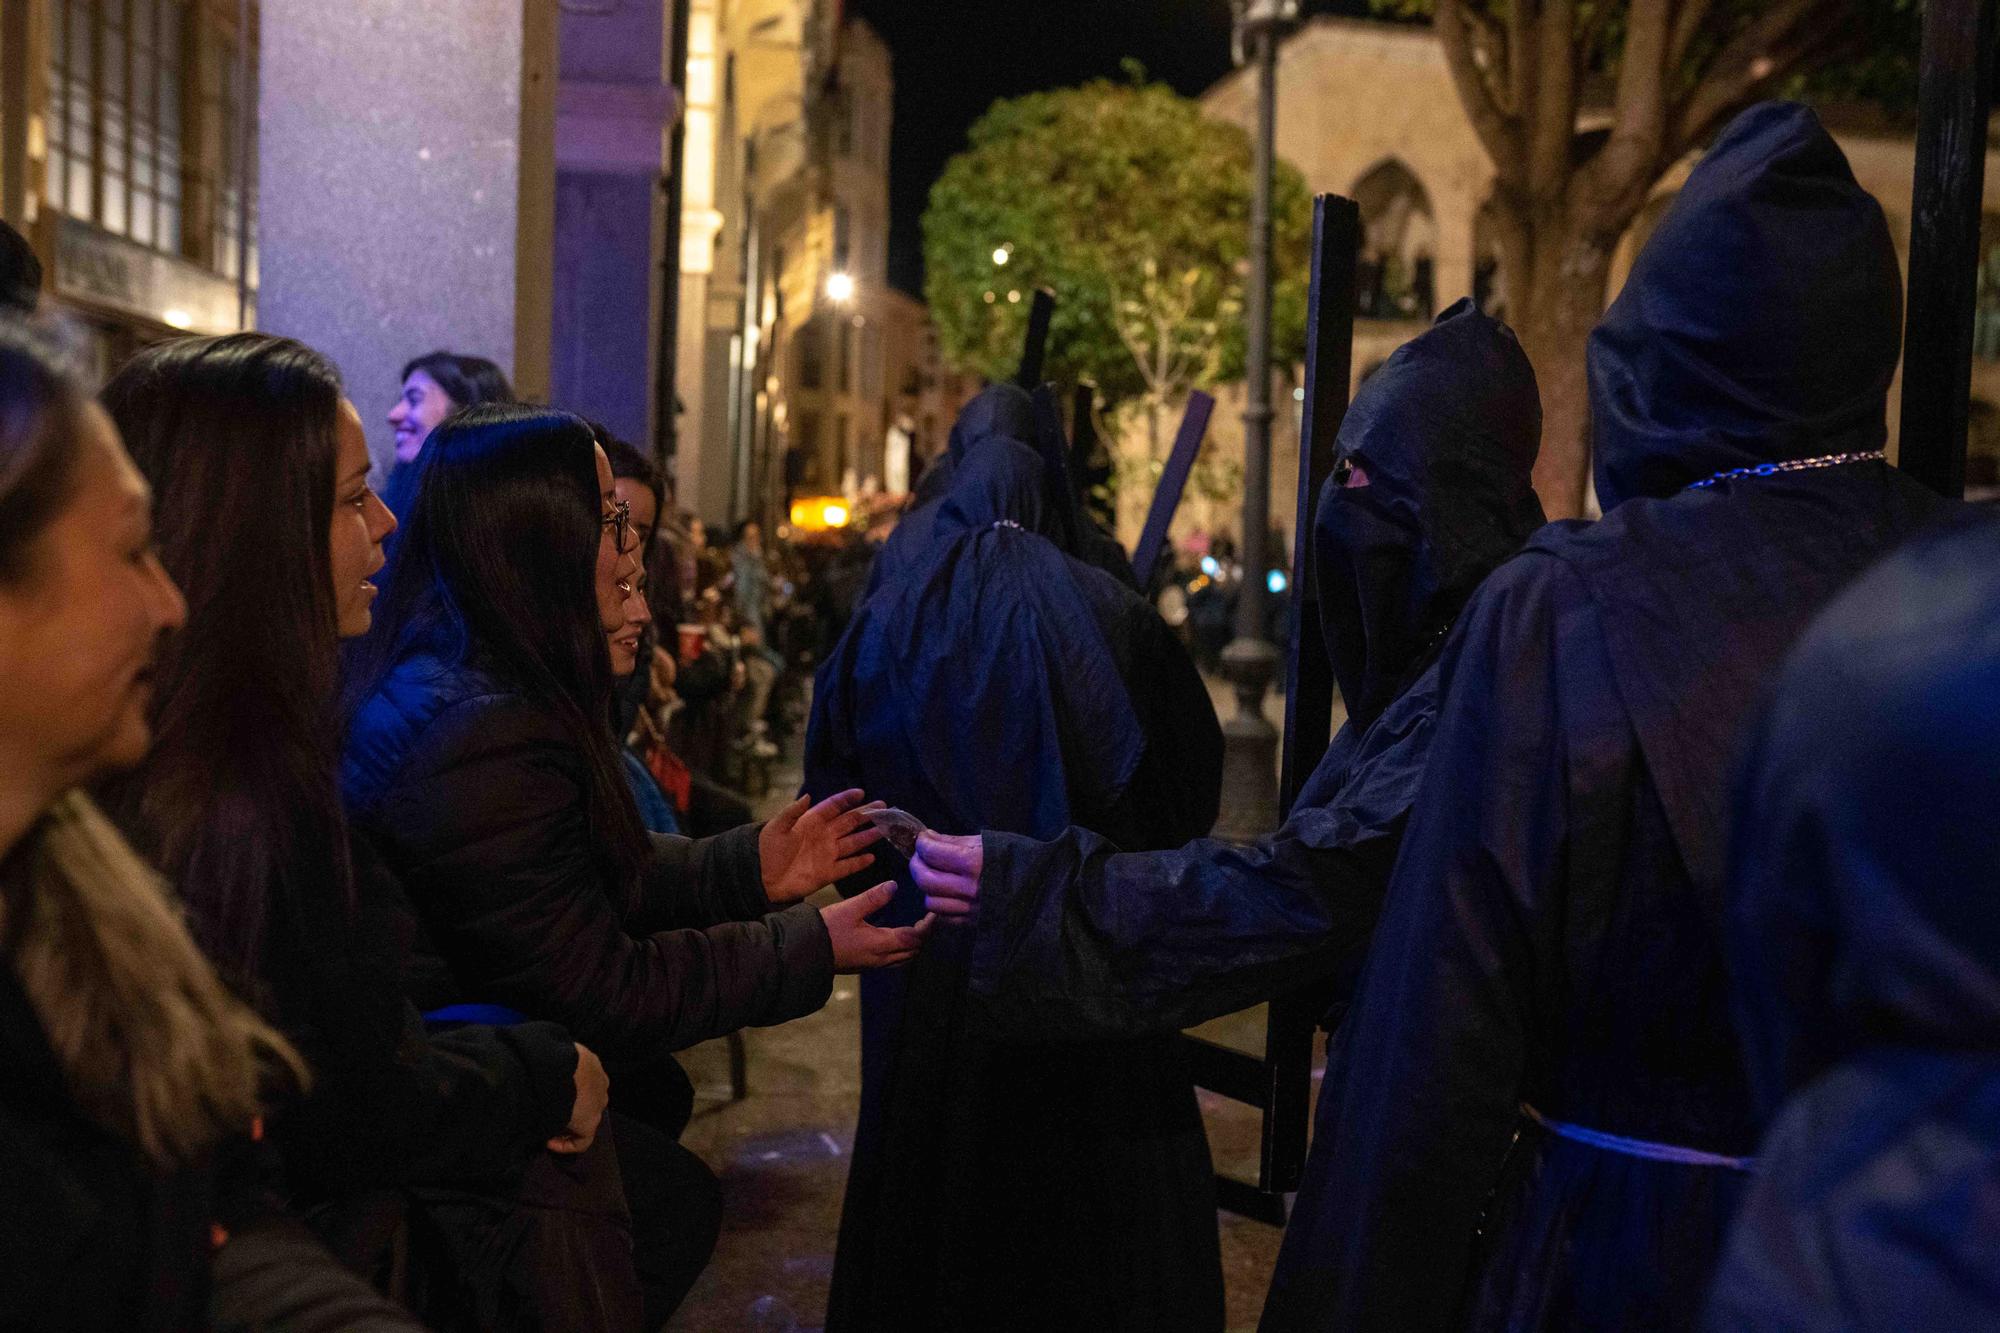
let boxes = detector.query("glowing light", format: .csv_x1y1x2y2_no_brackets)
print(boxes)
788,497,853,532
983,291,997,304
1200,555,1221,577
1006,290,1021,304
825,271,856,302
162,308,194,330
992,247,1010,266
1267,569,1288,595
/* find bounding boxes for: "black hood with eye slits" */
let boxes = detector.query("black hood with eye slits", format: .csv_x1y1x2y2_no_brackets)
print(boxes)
1313,297,1545,727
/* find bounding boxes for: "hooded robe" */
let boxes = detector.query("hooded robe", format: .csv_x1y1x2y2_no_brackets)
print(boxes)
1705,511,2000,1331
1266,102,1956,1333
959,300,1545,1042
864,383,1036,601
808,437,1224,1331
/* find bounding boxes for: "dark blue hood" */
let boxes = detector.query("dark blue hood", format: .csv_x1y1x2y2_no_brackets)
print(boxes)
1730,511,2000,1115
1314,297,1545,725
1588,102,1901,510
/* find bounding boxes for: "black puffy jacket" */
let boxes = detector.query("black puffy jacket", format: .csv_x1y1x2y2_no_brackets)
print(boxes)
341,653,832,1066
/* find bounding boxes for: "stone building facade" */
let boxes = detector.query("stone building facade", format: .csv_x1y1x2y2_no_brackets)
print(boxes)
1202,16,2000,489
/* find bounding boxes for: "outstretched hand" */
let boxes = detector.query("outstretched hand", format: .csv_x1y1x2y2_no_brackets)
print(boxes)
760,789,885,903
911,831,982,920
822,884,935,972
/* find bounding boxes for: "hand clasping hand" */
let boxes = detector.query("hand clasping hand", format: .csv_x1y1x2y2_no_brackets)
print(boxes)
910,831,982,921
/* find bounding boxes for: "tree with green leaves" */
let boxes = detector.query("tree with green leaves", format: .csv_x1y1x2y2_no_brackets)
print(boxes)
1389,0,1917,514
922,76,1311,470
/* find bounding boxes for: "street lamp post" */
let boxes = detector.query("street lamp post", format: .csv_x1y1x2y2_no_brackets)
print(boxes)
1216,0,1299,841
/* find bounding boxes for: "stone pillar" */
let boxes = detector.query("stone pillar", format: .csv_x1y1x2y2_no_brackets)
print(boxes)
551,0,678,451
258,0,558,479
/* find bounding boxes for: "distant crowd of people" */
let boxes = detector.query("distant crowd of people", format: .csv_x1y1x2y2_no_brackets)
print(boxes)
4,99,2000,1333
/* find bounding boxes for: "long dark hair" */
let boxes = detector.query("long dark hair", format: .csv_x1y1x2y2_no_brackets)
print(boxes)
401,350,513,408
97,333,351,992
349,403,649,888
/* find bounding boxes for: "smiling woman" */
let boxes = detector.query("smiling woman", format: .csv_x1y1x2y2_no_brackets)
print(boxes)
0,324,417,1330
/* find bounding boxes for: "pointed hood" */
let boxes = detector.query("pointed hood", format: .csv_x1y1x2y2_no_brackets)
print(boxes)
1588,102,1902,510
1314,297,1545,726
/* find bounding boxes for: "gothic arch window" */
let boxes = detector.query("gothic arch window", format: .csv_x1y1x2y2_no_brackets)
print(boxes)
1351,159,1437,321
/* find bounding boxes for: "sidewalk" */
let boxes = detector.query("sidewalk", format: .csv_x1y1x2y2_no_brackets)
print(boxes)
667,710,1307,1332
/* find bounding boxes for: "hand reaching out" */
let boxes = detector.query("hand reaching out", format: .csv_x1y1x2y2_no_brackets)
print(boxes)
911,831,982,920
822,884,935,971
547,1043,610,1155
760,789,885,903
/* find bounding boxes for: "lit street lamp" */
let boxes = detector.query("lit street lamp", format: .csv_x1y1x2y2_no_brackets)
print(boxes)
826,270,857,303
1215,0,1301,841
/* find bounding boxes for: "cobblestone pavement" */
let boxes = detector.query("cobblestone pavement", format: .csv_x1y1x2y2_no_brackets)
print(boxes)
667,687,1322,1332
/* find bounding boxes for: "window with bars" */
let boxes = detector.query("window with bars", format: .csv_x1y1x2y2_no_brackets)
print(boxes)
44,0,255,278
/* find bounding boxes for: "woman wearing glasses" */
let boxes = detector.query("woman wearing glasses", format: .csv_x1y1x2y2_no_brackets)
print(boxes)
341,403,931,1322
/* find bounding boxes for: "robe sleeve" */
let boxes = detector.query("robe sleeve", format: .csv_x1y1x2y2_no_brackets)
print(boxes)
1272,553,1575,1332
967,816,1400,1043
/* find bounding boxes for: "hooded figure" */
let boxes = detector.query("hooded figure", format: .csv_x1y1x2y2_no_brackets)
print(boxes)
1706,512,2000,1331
1271,102,1956,1333
921,299,1544,1049
865,382,1036,600
809,437,1224,1332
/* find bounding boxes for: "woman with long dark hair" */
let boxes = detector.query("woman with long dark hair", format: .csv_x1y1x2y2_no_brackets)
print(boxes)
0,323,419,1330
342,403,929,1320
381,350,514,527
96,332,638,1328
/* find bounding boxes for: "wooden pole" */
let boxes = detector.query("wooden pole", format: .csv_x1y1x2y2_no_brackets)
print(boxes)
1898,0,1997,498
1258,194,1361,1197
1014,287,1056,388
1130,392,1217,589
1181,195,1359,1219
1279,196,1362,811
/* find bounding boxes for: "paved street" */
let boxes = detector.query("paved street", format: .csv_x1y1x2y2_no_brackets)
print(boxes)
668,690,1318,1332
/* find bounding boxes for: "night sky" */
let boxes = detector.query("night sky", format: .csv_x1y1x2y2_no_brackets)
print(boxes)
846,0,1368,296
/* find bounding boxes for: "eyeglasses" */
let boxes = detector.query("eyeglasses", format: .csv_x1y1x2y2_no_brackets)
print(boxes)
602,498,633,554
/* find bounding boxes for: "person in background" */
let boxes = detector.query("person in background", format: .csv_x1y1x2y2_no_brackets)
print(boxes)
909,301,1543,1050
380,350,513,524
811,436,1224,1333
340,403,930,1323
0,220,42,314
0,322,420,1331
1262,103,1954,1332
1708,511,2000,1331
98,333,632,1329
729,520,781,759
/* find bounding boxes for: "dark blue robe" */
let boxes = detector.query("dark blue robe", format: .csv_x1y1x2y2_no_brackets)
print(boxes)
1706,510,2000,1331
959,299,1545,1045
808,436,1223,1332
1269,103,1955,1332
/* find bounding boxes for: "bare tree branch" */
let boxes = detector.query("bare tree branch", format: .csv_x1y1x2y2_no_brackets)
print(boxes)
1437,0,1528,178
1667,0,1718,73
1508,0,1537,121
1460,3,1515,116
1585,0,1675,217
1669,0,1847,158
1527,0,1579,197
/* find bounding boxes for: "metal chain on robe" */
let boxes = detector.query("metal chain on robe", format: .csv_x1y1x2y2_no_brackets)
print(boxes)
1684,449,1885,491
993,520,1024,530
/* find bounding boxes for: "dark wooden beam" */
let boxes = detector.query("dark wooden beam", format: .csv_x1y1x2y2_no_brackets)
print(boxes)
1898,0,1998,499
1014,286,1057,389
1130,391,1217,588
1262,194,1360,1196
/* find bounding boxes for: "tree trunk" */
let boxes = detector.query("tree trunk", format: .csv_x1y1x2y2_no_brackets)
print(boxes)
1496,194,1619,520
